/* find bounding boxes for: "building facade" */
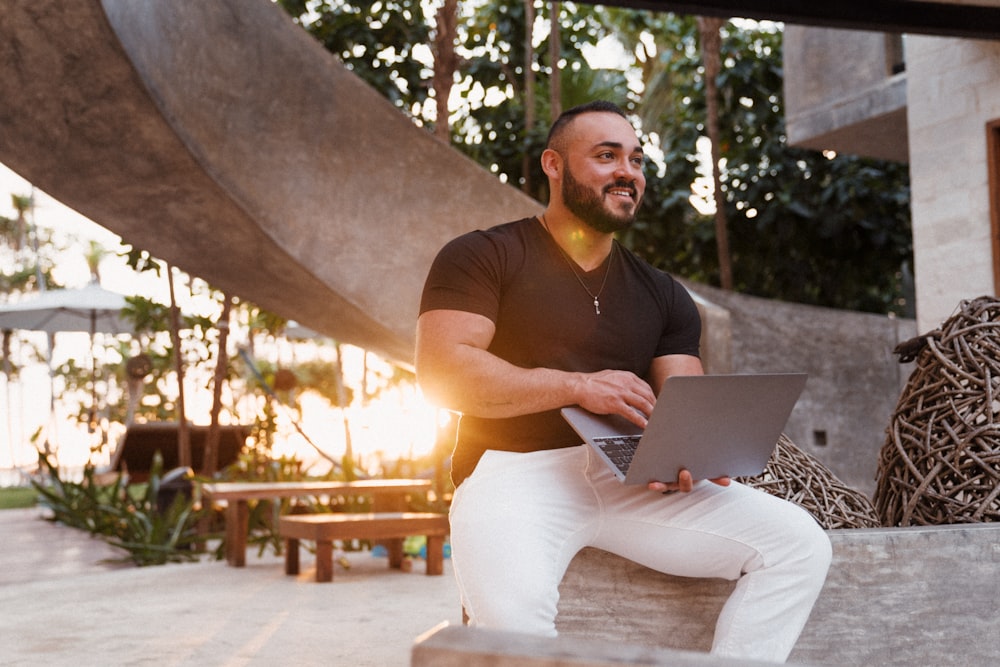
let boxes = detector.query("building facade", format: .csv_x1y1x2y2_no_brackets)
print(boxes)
784,25,1000,333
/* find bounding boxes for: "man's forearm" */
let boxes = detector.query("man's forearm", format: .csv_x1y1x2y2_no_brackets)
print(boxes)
418,342,583,418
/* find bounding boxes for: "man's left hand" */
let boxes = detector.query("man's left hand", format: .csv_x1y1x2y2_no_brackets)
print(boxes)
647,469,731,493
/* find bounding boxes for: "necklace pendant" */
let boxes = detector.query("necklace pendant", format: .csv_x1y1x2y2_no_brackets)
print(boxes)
594,297,601,315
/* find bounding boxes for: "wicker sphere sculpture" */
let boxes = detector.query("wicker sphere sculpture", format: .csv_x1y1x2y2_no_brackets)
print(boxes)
874,296,1000,526
738,434,881,529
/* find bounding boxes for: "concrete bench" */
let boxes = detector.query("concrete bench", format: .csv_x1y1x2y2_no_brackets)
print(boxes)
201,479,432,567
556,524,1000,665
412,624,785,667
416,524,1000,666
280,512,449,582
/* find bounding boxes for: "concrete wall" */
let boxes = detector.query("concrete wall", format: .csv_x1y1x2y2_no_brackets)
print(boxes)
688,283,917,497
783,26,908,162
905,36,1000,334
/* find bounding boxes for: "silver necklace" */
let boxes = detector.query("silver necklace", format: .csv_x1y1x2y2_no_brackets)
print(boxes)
541,215,614,315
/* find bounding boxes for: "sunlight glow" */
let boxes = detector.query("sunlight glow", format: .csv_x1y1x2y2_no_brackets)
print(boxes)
272,385,440,477
690,136,716,215
1,162,441,484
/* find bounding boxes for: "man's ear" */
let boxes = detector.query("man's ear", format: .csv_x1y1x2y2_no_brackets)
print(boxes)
540,148,562,180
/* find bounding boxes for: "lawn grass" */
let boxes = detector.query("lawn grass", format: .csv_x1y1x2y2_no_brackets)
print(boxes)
0,486,38,510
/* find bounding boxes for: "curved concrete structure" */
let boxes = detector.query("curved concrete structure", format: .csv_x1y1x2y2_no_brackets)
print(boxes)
0,0,539,364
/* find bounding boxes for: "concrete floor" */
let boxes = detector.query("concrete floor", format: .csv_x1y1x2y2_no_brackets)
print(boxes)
0,507,461,666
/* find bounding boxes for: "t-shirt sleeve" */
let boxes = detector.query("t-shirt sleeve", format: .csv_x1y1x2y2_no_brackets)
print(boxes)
654,277,702,358
419,231,505,322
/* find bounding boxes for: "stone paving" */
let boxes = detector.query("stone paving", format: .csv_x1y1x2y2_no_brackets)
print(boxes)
0,507,460,666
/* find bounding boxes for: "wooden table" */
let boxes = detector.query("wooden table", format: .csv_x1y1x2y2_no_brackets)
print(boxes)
201,479,433,567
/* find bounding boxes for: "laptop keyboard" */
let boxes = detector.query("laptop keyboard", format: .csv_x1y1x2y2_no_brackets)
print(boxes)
593,435,640,474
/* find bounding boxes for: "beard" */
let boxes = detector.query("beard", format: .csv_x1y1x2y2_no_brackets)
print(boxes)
561,164,642,234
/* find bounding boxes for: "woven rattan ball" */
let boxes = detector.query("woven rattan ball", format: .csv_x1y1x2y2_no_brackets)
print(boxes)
874,296,1000,526
738,434,881,529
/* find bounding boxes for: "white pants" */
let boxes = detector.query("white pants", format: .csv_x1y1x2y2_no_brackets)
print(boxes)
449,445,832,663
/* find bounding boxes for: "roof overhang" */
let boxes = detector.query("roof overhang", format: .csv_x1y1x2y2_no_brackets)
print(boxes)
585,1,1000,40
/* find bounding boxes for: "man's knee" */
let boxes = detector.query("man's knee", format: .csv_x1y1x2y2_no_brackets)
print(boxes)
781,508,833,583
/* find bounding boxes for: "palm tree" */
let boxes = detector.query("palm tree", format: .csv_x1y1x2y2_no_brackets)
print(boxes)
9,194,31,252
2,193,47,295
13,192,47,293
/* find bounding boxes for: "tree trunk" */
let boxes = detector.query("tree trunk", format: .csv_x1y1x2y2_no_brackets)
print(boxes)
522,0,536,194
549,2,562,119
699,16,733,290
166,263,191,469
333,342,355,479
202,293,232,476
432,0,459,143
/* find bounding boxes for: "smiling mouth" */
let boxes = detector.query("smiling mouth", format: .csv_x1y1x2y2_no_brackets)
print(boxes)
605,183,637,200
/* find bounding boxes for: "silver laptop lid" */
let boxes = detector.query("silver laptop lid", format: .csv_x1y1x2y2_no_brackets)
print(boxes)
562,373,807,484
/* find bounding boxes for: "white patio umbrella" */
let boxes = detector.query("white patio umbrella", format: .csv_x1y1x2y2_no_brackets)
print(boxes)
0,281,132,335
0,282,135,456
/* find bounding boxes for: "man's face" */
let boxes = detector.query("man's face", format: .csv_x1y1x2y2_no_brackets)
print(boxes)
559,112,646,234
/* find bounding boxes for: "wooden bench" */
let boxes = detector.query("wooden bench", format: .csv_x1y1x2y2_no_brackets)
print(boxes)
280,512,450,582
200,479,432,567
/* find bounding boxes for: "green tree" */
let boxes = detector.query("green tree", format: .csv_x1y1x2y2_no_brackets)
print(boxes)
277,2,912,315
0,194,60,296
709,24,912,314
450,0,631,198
277,0,432,114
614,18,912,315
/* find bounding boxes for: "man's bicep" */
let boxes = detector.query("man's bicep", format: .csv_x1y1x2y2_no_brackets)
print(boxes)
415,309,496,403
417,309,496,353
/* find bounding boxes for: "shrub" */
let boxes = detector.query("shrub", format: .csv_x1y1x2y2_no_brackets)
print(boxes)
32,453,211,566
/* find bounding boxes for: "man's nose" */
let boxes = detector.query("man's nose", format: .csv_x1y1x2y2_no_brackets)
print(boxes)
614,157,641,179
613,160,633,179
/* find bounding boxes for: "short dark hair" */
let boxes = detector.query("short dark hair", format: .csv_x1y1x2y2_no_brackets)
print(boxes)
545,100,628,152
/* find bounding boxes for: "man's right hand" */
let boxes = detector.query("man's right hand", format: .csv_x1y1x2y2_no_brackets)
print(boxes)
573,369,656,429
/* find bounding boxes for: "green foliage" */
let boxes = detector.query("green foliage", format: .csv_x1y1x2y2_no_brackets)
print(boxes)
0,486,38,509
121,246,162,278
452,1,628,196
31,452,210,566
28,440,441,567
0,213,63,296
622,20,913,315
276,4,912,315
249,357,354,409
715,26,911,314
278,0,432,112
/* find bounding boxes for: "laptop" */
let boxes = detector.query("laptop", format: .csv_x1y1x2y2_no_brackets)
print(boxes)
561,373,807,485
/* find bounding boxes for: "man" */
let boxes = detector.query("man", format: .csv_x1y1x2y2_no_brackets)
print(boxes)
415,100,830,662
